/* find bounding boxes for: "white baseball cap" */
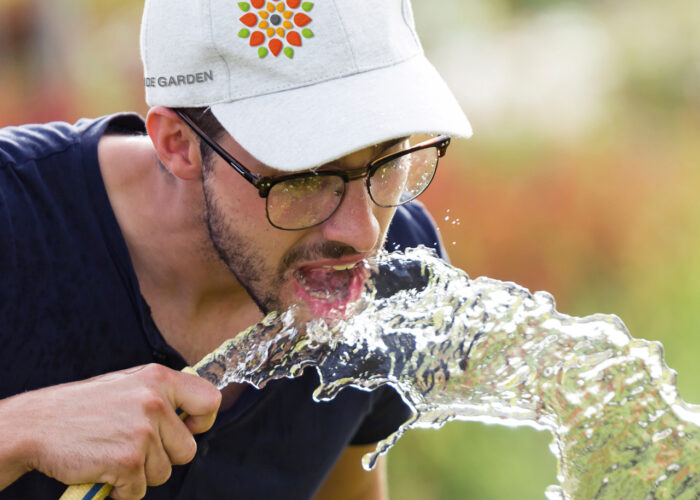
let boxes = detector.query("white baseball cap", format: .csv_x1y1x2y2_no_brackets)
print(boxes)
141,0,472,172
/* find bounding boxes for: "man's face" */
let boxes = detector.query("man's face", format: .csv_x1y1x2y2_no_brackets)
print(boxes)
200,134,405,320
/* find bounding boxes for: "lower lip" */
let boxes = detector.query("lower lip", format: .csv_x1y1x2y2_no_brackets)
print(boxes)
292,264,369,318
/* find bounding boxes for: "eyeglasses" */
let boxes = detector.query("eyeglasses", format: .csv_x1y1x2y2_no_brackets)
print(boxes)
175,109,450,231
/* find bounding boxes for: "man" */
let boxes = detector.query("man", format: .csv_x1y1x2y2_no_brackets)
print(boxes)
0,0,471,498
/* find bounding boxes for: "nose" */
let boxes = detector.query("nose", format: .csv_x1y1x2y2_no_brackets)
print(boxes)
319,179,380,253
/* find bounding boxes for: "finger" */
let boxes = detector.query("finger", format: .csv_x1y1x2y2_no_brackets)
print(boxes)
157,407,198,466
109,468,147,500
181,411,218,436
168,373,221,433
143,440,173,487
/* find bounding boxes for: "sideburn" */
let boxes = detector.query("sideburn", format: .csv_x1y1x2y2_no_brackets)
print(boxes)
201,168,276,313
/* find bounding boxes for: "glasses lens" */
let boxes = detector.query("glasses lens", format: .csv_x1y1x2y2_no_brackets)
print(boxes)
266,174,345,230
369,146,439,207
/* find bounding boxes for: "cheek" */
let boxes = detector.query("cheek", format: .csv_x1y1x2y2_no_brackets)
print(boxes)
212,170,300,265
212,167,268,225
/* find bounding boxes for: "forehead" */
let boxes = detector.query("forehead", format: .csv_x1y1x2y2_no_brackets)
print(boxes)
218,133,409,177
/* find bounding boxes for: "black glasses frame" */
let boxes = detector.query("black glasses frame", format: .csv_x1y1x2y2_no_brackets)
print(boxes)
174,109,450,229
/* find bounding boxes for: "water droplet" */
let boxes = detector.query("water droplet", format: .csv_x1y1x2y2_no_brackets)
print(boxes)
654,474,668,485
444,216,450,221
666,463,680,473
652,428,673,442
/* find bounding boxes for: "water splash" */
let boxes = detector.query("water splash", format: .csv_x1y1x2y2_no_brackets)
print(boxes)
193,246,699,499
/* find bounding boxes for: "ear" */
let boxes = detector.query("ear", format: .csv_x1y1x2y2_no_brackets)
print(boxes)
145,106,203,181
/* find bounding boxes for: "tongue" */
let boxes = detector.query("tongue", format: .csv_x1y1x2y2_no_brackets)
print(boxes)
302,268,353,292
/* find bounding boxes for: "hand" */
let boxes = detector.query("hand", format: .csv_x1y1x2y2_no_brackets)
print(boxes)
0,363,221,499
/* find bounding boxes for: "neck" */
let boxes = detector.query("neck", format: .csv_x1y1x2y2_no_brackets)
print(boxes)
98,134,262,362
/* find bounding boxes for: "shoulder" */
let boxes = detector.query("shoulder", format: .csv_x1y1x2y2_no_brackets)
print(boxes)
0,117,97,168
385,201,448,260
0,113,146,235
0,113,146,284
0,113,144,169
0,121,76,168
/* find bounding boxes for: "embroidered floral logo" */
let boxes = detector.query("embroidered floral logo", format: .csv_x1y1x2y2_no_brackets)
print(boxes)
238,0,314,59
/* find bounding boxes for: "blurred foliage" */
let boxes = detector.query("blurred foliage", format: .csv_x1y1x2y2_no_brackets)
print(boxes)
1,1,699,499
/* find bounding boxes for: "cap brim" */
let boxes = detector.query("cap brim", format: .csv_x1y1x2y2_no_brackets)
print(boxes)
211,55,472,172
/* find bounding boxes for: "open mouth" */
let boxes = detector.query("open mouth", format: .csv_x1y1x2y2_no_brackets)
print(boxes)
292,261,370,318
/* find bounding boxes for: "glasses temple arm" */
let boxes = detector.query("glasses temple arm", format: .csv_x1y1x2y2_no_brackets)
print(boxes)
173,110,261,185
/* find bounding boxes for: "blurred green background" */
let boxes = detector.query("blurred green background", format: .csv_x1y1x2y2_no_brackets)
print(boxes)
1,0,699,498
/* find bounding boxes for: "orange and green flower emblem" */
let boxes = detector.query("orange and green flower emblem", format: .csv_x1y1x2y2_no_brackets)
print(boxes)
238,0,314,59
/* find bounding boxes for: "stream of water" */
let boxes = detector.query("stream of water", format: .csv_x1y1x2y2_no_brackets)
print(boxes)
193,246,699,499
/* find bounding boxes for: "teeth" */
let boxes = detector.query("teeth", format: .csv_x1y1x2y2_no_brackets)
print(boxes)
294,270,307,285
321,263,357,271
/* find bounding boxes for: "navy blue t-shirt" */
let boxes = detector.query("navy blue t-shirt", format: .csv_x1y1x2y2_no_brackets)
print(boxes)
0,114,446,499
